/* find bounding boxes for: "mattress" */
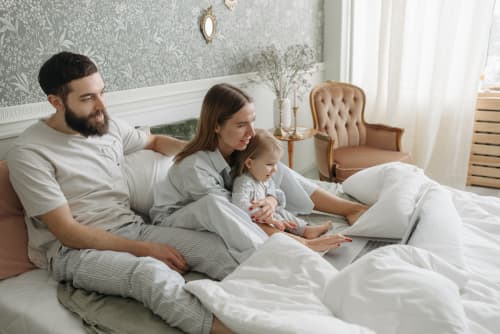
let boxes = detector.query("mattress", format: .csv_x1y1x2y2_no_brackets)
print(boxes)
0,269,84,334
182,183,500,334
1,181,499,334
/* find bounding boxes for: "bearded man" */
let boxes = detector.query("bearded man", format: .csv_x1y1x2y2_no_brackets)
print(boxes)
7,52,234,334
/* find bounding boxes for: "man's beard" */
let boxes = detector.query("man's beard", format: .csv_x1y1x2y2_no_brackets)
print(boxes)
64,103,109,137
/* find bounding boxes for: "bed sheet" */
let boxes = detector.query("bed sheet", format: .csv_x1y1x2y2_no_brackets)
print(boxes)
448,188,500,333
184,180,500,334
0,269,84,334
323,181,500,333
2,181,499,334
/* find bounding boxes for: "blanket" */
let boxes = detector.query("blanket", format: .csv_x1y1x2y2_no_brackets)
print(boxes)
56,163,500,333
185,234,469,334
184,163,491,333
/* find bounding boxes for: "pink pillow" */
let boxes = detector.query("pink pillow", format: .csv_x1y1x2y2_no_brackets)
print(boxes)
0,160,35,279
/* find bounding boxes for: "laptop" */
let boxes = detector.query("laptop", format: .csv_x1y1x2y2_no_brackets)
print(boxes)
325,184,431,270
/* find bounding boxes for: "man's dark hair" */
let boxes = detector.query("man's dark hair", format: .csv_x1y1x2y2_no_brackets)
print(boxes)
38,51,98,98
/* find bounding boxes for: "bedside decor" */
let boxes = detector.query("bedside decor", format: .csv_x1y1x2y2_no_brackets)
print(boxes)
249,44,315,135
225,0,238,10
200,6,217,44
289,89,304,140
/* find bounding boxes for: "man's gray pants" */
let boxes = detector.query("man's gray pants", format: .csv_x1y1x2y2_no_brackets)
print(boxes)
51,221,239,334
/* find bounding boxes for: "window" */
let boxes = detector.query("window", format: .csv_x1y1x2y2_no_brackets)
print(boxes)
481,1,500,90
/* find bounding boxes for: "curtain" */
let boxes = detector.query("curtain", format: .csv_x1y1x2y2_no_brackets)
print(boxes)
350,0,494,188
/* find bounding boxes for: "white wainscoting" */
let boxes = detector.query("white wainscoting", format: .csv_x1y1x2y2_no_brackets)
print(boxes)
0,64,325,174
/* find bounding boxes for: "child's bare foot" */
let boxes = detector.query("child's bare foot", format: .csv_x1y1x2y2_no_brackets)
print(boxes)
346,204,368,225
303,234,352,253
303,221,332,239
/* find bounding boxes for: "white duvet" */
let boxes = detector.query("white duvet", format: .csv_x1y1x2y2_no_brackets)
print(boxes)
186,164,500,334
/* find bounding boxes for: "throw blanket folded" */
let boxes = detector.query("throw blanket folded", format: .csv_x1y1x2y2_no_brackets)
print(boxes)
185,234,469,334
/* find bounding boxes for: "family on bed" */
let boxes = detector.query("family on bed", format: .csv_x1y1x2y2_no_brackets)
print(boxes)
6,52,367,334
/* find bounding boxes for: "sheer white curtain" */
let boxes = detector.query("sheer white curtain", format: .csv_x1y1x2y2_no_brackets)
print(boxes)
350,0,494,188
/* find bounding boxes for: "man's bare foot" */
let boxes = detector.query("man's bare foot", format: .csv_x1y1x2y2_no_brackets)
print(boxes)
303,234,351,253
211,316,233,334
346,204,368,225
303,221,332,239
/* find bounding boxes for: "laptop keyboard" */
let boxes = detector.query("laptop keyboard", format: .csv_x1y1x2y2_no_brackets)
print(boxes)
351,239,395,263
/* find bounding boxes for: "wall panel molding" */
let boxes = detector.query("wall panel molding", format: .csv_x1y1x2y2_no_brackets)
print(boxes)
0,64,325,175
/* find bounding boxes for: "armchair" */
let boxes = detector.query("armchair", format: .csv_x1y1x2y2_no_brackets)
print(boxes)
309,81,411,182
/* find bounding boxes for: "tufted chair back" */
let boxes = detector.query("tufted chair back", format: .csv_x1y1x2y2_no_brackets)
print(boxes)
311,82,367,149
310,81,411,182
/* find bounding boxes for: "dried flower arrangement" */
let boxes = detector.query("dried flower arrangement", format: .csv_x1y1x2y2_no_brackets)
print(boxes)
249,44,316,102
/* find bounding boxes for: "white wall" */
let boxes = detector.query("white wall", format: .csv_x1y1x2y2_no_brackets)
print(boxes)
323,0,350,82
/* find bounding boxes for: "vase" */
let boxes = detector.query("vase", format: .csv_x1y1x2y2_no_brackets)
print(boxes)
273,97,292,130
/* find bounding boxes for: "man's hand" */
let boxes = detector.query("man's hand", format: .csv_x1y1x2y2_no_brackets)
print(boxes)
250,196,278,222
138,242,189,274
40,204,189,274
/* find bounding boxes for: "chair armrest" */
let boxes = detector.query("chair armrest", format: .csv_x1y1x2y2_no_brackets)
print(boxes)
365,123,404,151
313,132,335,181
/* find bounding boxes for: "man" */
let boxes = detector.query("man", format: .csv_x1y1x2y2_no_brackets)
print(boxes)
7,51,235,334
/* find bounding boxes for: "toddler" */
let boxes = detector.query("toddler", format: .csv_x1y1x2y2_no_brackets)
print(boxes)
232,129,333,239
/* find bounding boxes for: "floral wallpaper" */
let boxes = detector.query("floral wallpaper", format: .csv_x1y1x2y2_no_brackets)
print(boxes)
0,0,324,107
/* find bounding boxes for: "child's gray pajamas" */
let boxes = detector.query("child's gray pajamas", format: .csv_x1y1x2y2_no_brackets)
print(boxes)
232,173,308,236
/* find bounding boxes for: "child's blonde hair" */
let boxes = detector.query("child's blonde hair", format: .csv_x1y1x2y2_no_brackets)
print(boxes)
233,129,282,177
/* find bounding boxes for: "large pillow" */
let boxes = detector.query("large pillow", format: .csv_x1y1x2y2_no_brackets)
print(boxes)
341,165,427,239
324,245,469,334
409,187,466,269
124,150,173,215
342,162,423,205
0,160,35,279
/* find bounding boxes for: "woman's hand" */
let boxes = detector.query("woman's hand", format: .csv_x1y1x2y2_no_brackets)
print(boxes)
272,219,297,231
250,196,278,223
259,219,297,231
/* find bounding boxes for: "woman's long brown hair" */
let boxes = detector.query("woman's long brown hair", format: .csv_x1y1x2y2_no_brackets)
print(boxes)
175,83,253,163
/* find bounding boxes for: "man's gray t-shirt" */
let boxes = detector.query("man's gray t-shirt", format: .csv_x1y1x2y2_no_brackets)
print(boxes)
7,118,148,269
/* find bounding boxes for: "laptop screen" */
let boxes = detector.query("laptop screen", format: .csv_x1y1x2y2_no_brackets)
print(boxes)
401,184,431,244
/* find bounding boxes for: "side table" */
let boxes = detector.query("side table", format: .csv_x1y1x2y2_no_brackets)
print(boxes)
272,127,317,169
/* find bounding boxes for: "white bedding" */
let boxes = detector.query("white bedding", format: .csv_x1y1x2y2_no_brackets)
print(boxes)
0,269,84,334
1,165,499,334
185,166,500,334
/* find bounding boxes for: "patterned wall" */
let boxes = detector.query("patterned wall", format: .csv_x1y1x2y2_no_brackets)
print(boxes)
0,0,324,107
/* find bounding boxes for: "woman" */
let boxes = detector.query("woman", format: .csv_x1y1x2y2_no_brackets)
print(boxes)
150,83,367,263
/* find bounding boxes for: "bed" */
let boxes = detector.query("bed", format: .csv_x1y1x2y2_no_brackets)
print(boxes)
1,124,500,334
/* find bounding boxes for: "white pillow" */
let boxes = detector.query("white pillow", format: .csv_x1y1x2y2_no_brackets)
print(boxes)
408,187,466,269
342,162,422,205
324,245,469,334
124,150,173,215
341,166,425,239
